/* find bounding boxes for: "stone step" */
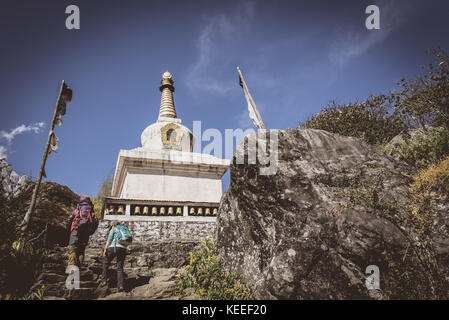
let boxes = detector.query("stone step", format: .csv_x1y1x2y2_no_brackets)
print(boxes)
80,272,97,282
38,243,180,300
42,262,66,271
41,263,99,277
43,281,100,295
38,272,67,283
64,288,98,300
85,249,102,255
79,281,100,289
43,257,67,265
87,265,103,274
43,283,66,297
43,296,66,300
85,253,101,258
41,267,66,275
44,246,67,254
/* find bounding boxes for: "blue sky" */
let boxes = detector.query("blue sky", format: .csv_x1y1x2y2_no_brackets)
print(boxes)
1,0,449,196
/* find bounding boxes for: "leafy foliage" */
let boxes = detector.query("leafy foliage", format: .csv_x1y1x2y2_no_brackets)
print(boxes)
91,197,104,219
97,168,114,199
392,127,449,169
301,94,408,145
301,48,449,149
21,284,46,300
393,48,449,130
176,238,253,300
92,168,114,219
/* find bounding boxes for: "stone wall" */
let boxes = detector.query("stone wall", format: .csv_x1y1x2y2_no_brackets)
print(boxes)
90,220,216,245
88,219,216,275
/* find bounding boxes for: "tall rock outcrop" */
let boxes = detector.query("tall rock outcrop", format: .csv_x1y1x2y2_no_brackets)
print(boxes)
22,181,80,245
216,129,449,299
1,159,30,197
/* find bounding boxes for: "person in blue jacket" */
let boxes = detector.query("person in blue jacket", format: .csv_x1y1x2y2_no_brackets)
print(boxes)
100,221,131,292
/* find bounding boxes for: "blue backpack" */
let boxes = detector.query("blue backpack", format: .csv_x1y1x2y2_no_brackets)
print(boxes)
114,225,133,248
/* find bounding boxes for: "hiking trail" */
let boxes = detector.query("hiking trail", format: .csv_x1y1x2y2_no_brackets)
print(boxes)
31,245,192,300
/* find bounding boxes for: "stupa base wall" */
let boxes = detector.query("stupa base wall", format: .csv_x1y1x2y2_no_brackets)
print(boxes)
90,219,216,244
88,219,216,276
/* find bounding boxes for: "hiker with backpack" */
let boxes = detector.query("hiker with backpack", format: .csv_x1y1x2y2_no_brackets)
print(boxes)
100,221,133,292
66,196,99,267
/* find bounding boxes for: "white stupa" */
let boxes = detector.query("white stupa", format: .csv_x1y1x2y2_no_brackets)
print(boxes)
104,71,230,220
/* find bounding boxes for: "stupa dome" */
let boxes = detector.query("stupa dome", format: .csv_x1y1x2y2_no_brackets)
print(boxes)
141,119,194,152
140,71,194,152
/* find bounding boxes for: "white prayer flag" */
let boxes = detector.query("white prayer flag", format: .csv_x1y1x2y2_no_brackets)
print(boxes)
237,67,265,130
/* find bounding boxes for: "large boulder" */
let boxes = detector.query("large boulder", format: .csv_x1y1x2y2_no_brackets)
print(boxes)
216,128,449,299
130,268,178,299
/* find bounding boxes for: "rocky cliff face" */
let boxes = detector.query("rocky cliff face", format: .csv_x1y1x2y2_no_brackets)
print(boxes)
1,159,30,198
216,129,449,299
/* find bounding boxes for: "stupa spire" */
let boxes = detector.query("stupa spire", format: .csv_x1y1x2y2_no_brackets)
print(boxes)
158,71,177,119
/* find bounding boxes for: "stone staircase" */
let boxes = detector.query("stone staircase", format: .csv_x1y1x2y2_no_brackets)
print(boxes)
31,245,150,300
30,246,100,299
29,236,202,300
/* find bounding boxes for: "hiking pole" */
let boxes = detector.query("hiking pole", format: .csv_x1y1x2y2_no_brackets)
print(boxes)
19,80,72,236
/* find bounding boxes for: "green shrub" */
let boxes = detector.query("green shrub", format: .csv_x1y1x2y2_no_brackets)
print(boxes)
93,168,114,220
176,238,253,300
91,197,104,219
301,48,449,150
301,95,407,145
393,128,449,169
22,284,46,300
393,48,449,130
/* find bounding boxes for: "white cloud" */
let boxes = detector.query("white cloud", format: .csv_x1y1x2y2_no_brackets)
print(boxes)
329,1,415,68
186,2,255,95
0,122,45,143
0,122,45,159
329,29,390,67
0,145,7,160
